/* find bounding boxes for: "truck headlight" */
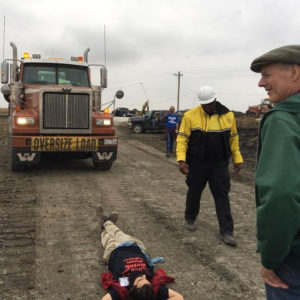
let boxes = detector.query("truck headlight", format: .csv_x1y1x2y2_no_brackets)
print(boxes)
96,118,111,126
104,138,117,145
16,117,35,125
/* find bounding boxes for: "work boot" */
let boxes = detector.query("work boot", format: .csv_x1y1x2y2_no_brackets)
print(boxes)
220,233,237,247
108,211,118,224
183,220,197,232
96,205,109,227
96,205,104,216
166,152,170,158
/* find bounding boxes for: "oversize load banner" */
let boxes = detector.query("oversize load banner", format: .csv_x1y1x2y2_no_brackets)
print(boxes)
31,137,99,152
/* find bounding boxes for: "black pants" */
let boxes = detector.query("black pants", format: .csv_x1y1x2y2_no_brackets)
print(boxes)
185,160,233,235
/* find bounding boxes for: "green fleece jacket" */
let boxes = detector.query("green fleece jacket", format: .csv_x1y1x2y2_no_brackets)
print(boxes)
255,93,300,269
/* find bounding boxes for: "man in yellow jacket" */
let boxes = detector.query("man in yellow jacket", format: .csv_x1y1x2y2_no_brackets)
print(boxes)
176,86,243,246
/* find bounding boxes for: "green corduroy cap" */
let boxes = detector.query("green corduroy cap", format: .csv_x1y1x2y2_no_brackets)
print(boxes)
250,45,300,72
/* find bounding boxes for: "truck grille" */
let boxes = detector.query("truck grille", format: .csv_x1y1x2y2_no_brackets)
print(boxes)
43,92,90,129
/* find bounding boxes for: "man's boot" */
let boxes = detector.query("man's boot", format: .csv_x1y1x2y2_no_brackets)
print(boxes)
220,232,237,247
96,205,109,228
183,220,197,231
108,211,118,224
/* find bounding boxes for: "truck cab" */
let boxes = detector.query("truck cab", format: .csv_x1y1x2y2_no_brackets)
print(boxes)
1,42,124,171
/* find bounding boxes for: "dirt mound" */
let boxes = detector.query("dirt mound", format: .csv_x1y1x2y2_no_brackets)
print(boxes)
234,111,259,129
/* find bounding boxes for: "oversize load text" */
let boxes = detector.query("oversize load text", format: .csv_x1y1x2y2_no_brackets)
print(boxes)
31,137,99,151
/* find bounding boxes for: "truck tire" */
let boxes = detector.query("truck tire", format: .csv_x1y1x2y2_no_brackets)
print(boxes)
93,161,112,171
132,124,143,134
122,113,127,117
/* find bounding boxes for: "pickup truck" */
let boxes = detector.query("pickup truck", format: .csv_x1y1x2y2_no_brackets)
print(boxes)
128,110,169,133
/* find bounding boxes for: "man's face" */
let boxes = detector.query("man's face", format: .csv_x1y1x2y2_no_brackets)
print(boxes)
258,64,295,103
170,106,175,113
133,274,151,288
202,100,216,115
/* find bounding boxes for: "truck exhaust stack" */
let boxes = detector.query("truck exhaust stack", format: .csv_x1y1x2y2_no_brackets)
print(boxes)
84,47,90,63
10,42,17,83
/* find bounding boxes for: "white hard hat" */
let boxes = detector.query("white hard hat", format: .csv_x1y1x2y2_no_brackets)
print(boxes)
197,85,216,104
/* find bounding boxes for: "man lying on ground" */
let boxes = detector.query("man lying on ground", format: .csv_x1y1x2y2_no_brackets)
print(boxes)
98,208,184,300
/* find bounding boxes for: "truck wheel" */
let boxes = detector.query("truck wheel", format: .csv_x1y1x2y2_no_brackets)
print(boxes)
93,161,112,171
122,113,127,117
133,124,143,134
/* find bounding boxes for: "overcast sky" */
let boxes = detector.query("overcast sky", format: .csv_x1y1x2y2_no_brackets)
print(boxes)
1,0,300,111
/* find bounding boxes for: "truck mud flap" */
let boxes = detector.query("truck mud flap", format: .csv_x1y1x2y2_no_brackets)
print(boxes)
92,148,117,163
12,148,41,166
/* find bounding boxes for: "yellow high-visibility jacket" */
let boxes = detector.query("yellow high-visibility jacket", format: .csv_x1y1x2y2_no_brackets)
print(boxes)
176,103,243,164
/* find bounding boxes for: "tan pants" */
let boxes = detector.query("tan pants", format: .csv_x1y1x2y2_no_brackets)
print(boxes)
101,221,146,262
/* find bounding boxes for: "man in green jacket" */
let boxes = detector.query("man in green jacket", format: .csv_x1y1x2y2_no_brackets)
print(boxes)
251,45,300,299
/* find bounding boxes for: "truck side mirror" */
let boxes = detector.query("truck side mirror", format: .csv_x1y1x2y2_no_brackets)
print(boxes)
100,67,107,88
1,61,9,84
115,90,124,99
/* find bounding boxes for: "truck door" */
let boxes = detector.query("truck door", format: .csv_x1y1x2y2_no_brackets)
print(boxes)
158,111,167,128
144,111,154,129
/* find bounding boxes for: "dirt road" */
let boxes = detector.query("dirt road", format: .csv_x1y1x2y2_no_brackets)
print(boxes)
0,116,264,300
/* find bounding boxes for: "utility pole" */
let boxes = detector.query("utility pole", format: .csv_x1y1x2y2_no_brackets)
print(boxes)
173,71,183,110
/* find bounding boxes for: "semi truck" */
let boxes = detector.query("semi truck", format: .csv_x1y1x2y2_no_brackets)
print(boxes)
0,42,124,171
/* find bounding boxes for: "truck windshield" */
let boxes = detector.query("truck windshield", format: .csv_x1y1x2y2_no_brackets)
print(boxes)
22,63,90,87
